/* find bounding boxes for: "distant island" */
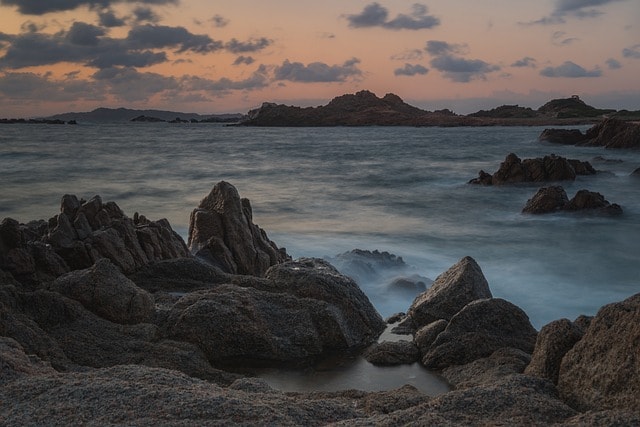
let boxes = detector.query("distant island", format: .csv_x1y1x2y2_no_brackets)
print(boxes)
2,91,639,126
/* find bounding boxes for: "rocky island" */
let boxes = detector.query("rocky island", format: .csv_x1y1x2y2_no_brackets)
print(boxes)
1,181,638,425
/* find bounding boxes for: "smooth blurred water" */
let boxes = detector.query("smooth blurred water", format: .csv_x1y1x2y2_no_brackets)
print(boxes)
2,122,639,329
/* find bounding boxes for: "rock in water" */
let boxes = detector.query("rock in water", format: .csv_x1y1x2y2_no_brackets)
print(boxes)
188,181,290,276
558,293,640,411
522,187,623,215
408,256,492,329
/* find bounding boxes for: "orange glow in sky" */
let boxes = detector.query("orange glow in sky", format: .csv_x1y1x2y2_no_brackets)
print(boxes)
0,0,639,117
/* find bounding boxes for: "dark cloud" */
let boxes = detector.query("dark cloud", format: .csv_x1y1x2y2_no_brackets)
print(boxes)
622,44,640,59
274,58,362,83
0,71,105,101
233,55,255,66
88,49,167,68
430,55,500,82
606,58,621,69
66,22,106,46
424,40,466,56
0,0,179,15
224,37,271,54
511,57,536,68
522,0,627,25
92,66,179,101
394,63,428,76
183,66,269,92
98,9,126,27
346,2,440,30
126,24,223,53
133,6,160,23
210,14,228,28
551,31,578,46
20,20,44,33
540,61,602,77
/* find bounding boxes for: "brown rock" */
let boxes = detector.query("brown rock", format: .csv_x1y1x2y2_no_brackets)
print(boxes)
583,118,640,149
414,319,447,355
539,128,588,145
558,293,640,411
522,185,569,214
363,340,419,366
408,256,491,329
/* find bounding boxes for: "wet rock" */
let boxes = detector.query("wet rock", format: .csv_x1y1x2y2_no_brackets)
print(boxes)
565,189,623,215
187,181,290,276
49,259,154,325
408,256,491,329
558,292,640,411
524,318,584,384
539,128,588,145
523,186,623,215
469,153,595,185
422,298,538,370
363,340,419,366
583,118,640,149
414,319,448,355
522,185,569,214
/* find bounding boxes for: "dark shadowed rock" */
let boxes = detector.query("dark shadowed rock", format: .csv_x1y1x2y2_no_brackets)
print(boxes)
469,153,595,185
363,340,419,366
187,181,290,276
442,348,531,389
128,257,230,293
0,337,56,384
49,259,154,325
408,256,491,329
565,189,623,215
558,293,640,411
525,318,584,384
414,319,448,355
523,187,623,215
422,298,538,370
582,118,640,149
522,185,569,214
539,128,588,145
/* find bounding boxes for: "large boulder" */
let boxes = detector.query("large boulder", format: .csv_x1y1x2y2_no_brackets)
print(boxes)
363,340,420,366
49,259,154,325
583,118,640,149
521,185,569,214
539,128,588,145
524,318,584,384
187,181,290,276
161,258,385,366
558,293,640,411
522,186,623,215
421,298,538,370
408,256,491,329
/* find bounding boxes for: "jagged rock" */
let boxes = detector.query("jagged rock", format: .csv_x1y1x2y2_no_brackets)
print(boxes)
363,340,419,366
539,128,588,144
0,337,56,384
558,293,640,411
414,319,448,355
422,298,538,370
442,348,531,389
161,258,385,366
583,118,640,149
408,256,491,329
49,259,154,325
187,181,290,276
128,257,230,293
524,318,584,384
523,186,623,215
469,153,595,185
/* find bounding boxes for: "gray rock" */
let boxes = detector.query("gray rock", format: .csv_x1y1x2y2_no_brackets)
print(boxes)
408,256,491,329
128,257,230,293
539,128,588,145
363,340,420,366
422,298,538,370
187,181,290,276
558,292,640,411
522,185,569,214
49,259,154,325
525,318,584,384
414,319,448,355
523,187,623,215
582,118,640,149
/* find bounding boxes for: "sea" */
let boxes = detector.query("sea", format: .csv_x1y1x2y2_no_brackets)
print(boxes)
1,122,639,392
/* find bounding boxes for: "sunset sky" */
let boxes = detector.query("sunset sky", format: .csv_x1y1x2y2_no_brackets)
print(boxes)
0,0,638,117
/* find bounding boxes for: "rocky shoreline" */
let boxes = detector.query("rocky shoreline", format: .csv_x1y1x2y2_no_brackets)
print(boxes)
1,182,639,425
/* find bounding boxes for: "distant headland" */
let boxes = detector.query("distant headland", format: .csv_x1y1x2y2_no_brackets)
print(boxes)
2,91,639,126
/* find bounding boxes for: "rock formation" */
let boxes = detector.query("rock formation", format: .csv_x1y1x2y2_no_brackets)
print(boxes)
187,181,290,276
540,118,640,148
469,153,595,185
522,186,623,215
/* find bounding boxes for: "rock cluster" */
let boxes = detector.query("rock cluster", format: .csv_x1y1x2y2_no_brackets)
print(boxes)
540,118,640,149
522,186,623,215
469,153,595,185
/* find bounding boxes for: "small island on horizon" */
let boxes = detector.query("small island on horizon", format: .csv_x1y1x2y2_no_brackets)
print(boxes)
2,90,640,127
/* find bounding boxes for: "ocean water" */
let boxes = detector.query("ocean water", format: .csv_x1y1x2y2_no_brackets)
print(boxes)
2,123,639,330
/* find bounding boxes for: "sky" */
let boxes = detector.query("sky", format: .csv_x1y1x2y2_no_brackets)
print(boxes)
0,0,639,117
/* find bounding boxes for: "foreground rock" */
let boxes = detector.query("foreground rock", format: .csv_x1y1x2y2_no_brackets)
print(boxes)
540,118,640,148
469,153,595,185
188,181,290,276
522,186,623,215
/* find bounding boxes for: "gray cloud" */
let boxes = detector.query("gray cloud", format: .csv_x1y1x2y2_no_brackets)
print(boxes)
346,2,440,30
98,9,126,27
224,37,271,54
126,24,223,53
540,61,602,77
274,58,362,82
0,71,105,101
233,55,255,66
606,58,622,69
390,49,424,61
0,0,179,15
394,63,428,76
551,31,578,46
133,6,160,23
622,44,640,59
66,22,106,46
430,55,500,82
425,40,466,56
210,14,228,28
523,0,627,25
182,65,269,92
88,49,167,68
511,57,537,68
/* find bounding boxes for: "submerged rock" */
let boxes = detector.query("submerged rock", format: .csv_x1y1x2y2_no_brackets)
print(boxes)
187,181,290,276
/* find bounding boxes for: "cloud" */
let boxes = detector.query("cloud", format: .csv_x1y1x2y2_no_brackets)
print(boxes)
0,0,179,15
522,0,627,25
0,71,105,101
430,55,500,82
346,2,440,30
622,44,640,59
133,6,160,23
182,66,269,92
551,31,578,46
210,14,229,28
66,22,106,46
606,58,621,69
98,9,126,27
224,37,271,54
540,61,602,77
274,58,362,82
126,24,223,53
425,40,466,56
394,63,428,76
233,55,255,66
391,49,424,61
511,57,537,68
